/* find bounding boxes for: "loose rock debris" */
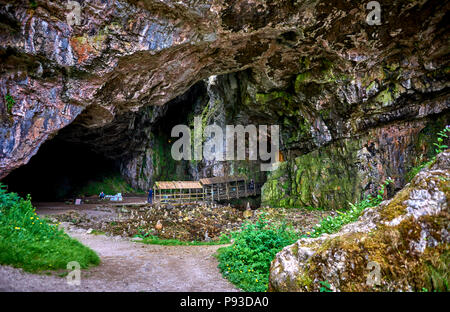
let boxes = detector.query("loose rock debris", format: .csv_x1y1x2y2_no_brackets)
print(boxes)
49,202,332,242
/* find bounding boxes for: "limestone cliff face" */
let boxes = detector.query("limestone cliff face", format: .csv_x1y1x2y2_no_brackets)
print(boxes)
0,0,449,203
269,150,449,292
261,116,449,209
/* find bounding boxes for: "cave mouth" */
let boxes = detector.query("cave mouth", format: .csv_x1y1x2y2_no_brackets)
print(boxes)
2,136,120,201
1,75,270,203
1,80,210,201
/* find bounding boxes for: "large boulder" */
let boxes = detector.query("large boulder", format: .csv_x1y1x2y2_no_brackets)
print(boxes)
269,150,449,292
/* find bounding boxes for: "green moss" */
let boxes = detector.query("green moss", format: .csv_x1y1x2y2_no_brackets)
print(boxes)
296,269,313,291
366,81,377,92
378,187,410,221
375,89,394,106
294,72,312,92
255,91,293,106
424,249,449,291
76,174,137,196
5,94,15,114
151,133,184,182
298,56,311,70
262,138,362,210
304,209,449,292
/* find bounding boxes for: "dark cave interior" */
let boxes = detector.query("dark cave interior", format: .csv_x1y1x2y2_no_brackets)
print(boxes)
1,81,210,201
2,137,119,201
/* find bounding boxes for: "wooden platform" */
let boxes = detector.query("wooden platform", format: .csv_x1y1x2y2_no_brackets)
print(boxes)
153,176,261,204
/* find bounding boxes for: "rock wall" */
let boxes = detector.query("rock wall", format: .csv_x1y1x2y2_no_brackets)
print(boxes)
0,0,449,204
262,115,450,209
188,73,267,183
269,150,449,292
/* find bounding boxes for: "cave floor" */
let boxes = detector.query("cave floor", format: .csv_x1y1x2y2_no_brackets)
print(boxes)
33,198,332,241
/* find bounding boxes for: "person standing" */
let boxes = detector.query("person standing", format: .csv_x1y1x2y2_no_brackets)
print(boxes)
249,179,255,191
147,188,153,204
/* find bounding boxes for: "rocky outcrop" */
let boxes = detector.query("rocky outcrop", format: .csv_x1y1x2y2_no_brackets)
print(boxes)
262,116,449,209
0,0,449,202
269,150,449,292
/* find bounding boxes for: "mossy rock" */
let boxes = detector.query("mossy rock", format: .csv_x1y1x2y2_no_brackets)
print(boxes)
261,138,362,210
269,150,450,292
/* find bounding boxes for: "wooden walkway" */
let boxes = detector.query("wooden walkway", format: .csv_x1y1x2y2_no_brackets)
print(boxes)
153,176,261,204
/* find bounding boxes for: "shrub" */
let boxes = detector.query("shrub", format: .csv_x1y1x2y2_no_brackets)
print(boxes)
407,125,449,182
218,179,400,292
0,184,100,272
433,125,449,154
216,216,298,292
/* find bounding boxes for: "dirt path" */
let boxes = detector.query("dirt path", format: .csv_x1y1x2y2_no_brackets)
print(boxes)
0,225,238,292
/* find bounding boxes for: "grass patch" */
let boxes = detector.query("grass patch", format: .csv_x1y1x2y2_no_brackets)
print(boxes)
89,229,106,236
0,184,100,272
138,234,231,246
75,174,142,197
216,216,298,292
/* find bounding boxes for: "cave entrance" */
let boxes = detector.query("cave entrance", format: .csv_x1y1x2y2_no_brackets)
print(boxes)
1,136,119,201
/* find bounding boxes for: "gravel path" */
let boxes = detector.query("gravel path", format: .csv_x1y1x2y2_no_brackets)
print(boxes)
0,225,238,292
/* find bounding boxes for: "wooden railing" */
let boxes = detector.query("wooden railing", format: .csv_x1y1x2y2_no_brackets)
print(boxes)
154,182,262,204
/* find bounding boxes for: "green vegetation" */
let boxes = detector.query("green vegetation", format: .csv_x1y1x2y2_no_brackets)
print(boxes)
152,134,187,182
406,159,434,182
29,0,38,9
319,280,332,292
139,235,231,246
5,94,15,114
433,125,449,154
407,125,449,182
0,184,100,272
133,227,231,246
89,229,106,235
216,216,298,292
220,179,395,292
76,174,141,196
307,178,393,238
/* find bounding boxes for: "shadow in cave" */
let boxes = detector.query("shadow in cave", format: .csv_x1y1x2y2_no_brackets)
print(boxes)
1,137,119,201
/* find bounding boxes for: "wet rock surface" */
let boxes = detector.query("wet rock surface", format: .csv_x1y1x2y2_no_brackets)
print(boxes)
268,150,449,292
